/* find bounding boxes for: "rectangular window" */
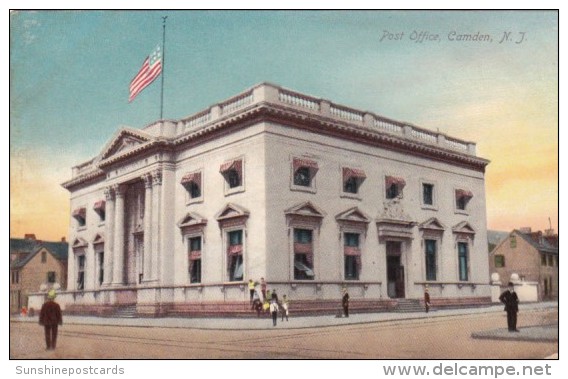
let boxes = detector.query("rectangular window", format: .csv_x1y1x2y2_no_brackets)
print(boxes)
345,256,359,280
190,259,202,283
228,255,243,282
77,255,85,290
229,230,243,246
344,177,358,194
423,183,434,205
510,235,517,248
294,228,314,280
344,232,360,280
547,254,553,267
344,232,359,247
47,271,56,283
11,271,19,284
228,230,243,282
425,239,437,281
294,228,312,244
292,158,318,192
189,236,202,284
456,196,467,210
98,252,104,286
541,254,547,266
458,242,469,281
220,159,244,194
386,183,399,199
41,251,47,263
494,255,505,268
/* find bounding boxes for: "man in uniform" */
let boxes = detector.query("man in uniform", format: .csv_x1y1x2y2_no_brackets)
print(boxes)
499,282,520,332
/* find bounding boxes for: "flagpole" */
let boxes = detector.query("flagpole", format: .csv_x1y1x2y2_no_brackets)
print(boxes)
160,16,167,120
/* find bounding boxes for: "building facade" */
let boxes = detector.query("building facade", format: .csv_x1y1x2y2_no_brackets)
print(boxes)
489,229,558,301
55,83,491,316
10,235,68,313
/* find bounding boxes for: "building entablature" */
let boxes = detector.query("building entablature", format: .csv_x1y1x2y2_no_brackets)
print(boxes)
62,83,490,191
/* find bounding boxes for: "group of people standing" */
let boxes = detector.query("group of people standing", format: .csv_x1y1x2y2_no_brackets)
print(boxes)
248,278,289,326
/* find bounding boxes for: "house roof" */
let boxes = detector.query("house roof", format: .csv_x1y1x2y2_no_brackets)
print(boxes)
10,238,68,269
514,230,558,255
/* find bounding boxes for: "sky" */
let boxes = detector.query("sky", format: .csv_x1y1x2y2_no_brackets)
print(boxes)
9,10,558,241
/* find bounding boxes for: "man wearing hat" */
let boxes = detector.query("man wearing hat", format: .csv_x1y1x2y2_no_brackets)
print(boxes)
341,287,350,318
499,282,520,332
39,289,63,350
424,286,431,313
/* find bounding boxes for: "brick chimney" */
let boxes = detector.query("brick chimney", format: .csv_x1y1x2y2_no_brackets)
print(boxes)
24,233,36,240
61,237,66,243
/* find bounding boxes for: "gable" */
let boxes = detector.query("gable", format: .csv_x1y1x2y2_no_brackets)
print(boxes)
285,201,326,218
98,128,155,162
178,212,208,228
336,207,371,223
419,217,446,231
452,221,476,234
215,203,250,221
72,237,88,249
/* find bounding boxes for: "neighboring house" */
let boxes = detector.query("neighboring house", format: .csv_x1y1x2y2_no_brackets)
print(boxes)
10,235,68,313
489,228,558,300
60,82,491,316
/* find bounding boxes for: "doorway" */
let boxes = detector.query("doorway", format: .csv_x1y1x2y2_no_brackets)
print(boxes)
386,241,405,298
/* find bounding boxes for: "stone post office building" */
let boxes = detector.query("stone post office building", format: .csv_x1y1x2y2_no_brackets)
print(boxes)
54,83,491,316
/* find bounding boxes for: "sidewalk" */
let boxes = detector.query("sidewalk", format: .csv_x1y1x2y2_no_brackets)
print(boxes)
11,301,557,331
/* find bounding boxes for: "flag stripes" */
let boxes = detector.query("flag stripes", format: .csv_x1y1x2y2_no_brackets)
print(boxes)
129,46,162,102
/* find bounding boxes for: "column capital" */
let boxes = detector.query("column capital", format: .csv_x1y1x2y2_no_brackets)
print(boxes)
142,173,153,188
152,170,163,186
112,183,127,197
104,186,115,201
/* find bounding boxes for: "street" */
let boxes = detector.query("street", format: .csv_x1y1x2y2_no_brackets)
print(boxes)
10,307,557,359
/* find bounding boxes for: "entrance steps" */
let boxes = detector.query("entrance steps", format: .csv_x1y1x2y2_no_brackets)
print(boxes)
113,305,138,318
394,299,424,313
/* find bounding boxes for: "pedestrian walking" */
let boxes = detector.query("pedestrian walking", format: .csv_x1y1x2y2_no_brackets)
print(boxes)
342,288,350,318
270,300,279,326
281,295,289,321
260,277,267,300
424,286,431,313
39,289,63,350
499,282,520,332
271,289,279,302
248,279,256,304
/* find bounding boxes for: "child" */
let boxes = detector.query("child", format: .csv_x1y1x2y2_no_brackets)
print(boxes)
270,300,279,326
281,295,289,321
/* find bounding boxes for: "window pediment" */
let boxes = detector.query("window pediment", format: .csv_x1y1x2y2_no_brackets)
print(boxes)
452,221,476,235
92,233,105,245
215,203,250,221
72,237,88,249
336,207,371,224
419,217,446,232
178,212,208,228
285,201,326,219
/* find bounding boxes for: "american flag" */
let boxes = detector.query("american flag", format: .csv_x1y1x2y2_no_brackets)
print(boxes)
129,46,162,102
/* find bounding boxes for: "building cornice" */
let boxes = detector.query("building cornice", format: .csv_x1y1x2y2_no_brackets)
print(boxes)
62,83,490,191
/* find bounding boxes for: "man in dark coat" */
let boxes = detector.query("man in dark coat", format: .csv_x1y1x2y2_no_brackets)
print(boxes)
499,282,519,332
424,286,431,313
39,290,63,350
342,288,350,318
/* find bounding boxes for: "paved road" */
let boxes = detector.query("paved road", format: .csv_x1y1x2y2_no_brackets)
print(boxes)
10,304,557,359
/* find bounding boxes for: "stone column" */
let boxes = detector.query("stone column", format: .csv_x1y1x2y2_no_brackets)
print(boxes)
151,170,162,281
142,173,153,283
112,184,126,286
103,187,115,286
